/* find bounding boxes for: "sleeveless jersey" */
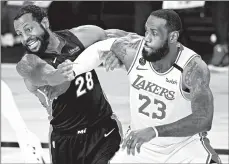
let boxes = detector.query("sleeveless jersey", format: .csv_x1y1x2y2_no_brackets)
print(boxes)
37,30,112,132
128,39,200,147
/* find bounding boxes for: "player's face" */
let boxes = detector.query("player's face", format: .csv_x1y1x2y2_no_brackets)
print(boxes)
14,13,49,54
142,16,170,62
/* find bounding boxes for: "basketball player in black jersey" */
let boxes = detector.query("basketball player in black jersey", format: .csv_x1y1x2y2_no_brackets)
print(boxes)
14,5,122,164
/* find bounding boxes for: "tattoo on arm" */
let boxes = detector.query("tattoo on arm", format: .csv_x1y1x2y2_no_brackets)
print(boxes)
110,34,142,68
155,57,214,137
16,54,55,86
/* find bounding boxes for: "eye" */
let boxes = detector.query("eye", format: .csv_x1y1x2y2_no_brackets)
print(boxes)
152,31,157,36
25,27,32,33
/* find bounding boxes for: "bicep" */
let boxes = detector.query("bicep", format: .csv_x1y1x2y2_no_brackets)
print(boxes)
182,57,213,119
69,25,106,48
182,57,210,90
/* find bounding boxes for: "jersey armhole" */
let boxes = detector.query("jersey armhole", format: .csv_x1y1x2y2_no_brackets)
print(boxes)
127,39,144,75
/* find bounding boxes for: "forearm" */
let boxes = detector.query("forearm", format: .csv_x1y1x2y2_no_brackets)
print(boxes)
155,113,211,137
156,90,213,137
29,63,65,86
72,38,117,75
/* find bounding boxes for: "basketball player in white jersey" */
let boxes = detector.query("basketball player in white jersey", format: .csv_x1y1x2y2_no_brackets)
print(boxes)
1,80,45,163
105,9,221,163
57,9,222,164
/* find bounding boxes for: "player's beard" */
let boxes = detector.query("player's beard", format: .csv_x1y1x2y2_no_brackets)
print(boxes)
24,25,50,55
142,39,169,62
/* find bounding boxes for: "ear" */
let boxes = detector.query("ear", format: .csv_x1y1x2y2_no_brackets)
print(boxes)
168,31,179,43
40,17,50,29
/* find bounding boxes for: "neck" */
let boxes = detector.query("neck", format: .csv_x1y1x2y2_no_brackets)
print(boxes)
151,43,179,73
45,31,60,53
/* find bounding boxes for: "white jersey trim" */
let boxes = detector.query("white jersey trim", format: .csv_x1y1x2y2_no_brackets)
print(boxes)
127,39,144,75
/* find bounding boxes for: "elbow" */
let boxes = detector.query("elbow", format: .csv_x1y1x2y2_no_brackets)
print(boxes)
201,118,213,132
99,29,107,41
95,26,106,41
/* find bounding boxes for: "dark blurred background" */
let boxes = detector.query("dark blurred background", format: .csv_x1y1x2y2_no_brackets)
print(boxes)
1,1,229,69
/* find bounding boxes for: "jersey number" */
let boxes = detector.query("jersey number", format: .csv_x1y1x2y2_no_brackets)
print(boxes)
139,94,166,120
75,72,94,97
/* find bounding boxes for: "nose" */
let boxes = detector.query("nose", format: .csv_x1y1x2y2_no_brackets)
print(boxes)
21,33,30,45
144,33,151,43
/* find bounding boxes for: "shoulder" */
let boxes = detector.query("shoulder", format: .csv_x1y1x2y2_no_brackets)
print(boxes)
182,56,210,89
69,25,106,48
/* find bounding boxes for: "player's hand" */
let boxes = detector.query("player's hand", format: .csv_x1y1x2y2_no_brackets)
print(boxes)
16,130,45,163
122,127,156,156
57,59,75,81
99,51,122,71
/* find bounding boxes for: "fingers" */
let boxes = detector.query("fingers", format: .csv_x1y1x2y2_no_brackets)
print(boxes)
136,141,144,154
58,63,73,73
57,60,75,81
125,132,137,155
99,50,110,60
130,137,138,156
99,51,117,71
109,58,119,71
122,131,133,150
104,53,118,71
121,131,144,156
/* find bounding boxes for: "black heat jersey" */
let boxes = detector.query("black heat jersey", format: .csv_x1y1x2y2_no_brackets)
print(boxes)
38,30,113,132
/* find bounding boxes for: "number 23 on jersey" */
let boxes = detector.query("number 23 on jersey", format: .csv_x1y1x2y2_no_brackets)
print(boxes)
75,72,94,97
139,94,167,120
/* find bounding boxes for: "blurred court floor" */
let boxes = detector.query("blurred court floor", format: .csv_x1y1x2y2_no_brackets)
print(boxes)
1,64,228,163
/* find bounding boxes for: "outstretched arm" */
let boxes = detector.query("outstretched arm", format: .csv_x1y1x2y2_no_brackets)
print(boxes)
59,34,143,79
16,54,72,86
155,57,214,137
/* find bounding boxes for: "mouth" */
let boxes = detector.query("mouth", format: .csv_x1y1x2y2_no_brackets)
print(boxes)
26,39,40,51
143,44,151,51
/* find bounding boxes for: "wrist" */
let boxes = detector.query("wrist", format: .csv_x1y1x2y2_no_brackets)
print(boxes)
152,126,159,138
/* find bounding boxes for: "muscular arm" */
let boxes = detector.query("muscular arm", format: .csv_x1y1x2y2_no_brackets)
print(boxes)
69,25,106,48
105,29,136,38
16,54,68,86
155,57,214,137
72,38,117,74
109,33,143,71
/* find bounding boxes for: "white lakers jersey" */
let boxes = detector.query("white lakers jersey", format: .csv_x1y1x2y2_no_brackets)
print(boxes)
128,40,200,147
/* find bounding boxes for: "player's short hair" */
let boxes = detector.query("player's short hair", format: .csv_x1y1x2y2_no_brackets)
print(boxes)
150,9,182,34
16,54,40,78
14,5,47,22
